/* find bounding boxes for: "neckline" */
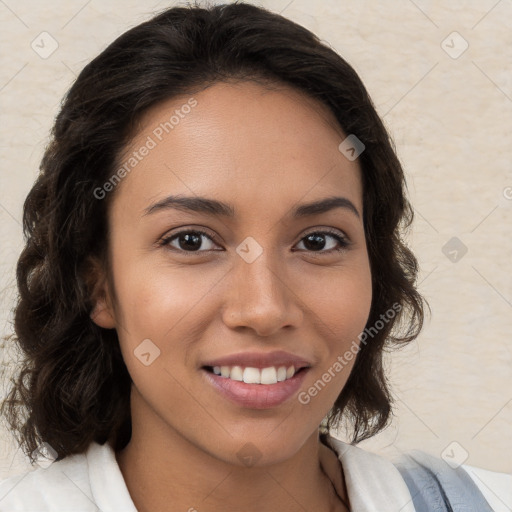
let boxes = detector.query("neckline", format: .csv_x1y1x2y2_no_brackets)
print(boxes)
86,436,416,512
319,451,351,511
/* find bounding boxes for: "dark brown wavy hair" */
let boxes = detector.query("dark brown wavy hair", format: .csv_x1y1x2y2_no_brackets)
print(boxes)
0,1,426,465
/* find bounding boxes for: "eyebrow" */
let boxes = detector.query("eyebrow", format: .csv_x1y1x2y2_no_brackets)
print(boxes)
143,194,360,219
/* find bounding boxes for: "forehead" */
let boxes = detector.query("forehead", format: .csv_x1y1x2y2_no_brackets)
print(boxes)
111,81,363,222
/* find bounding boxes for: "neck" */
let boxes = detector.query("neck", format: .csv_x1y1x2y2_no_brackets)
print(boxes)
115,395,349,512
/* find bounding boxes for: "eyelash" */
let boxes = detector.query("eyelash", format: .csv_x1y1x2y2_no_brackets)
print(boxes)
158,227,350,256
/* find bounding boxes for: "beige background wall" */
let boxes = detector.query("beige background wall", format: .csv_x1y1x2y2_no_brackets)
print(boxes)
1,0,511,478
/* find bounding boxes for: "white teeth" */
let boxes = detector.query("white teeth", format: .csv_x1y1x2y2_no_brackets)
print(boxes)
210,365,299,384
260,367,277,385
277,366,287,382
243,367,261,384
230,366,244,381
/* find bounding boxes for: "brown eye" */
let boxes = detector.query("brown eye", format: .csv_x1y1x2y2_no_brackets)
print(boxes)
160,229,218,253
295,230,350,253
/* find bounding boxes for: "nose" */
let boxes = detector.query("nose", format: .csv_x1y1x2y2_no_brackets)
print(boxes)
221,252,303,337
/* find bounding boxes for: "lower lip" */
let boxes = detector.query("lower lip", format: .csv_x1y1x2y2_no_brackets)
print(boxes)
201,368,309,409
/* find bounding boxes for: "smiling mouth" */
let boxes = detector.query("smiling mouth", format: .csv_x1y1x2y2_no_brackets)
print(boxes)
203,365,308,385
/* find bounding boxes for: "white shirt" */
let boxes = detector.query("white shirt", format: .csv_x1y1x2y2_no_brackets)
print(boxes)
0,436,510,511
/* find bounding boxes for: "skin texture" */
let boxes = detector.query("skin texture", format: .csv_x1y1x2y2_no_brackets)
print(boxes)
90,81,373,512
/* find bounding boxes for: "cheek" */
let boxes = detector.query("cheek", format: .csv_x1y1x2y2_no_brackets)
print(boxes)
298,265,372,405
111,256,228,388
111,262,205,400
112,251,216,336
301,260,373,337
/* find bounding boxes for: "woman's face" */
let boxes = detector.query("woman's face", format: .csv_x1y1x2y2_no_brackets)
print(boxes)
92,80,372,465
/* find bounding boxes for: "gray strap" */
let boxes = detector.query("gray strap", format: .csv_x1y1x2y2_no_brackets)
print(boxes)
393,450,494,512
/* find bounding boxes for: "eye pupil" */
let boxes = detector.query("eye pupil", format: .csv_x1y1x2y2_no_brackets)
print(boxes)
179,233,202,251
304,233,326,251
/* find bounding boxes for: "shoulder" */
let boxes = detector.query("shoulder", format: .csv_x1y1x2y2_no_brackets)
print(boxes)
386,448,511,512
325,435,511,512
0,450,95,511
0,441,137,512
461,464,512,512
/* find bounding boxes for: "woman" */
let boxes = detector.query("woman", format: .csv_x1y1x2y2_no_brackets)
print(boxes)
0,3,509,511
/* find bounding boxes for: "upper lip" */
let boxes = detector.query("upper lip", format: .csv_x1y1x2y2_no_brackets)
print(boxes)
201,350,312,370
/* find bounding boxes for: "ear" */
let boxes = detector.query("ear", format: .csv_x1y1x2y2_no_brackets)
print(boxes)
85,256,117,329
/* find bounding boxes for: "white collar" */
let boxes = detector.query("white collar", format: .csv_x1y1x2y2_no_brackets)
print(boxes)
325,435,416,512
87,441,138,512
